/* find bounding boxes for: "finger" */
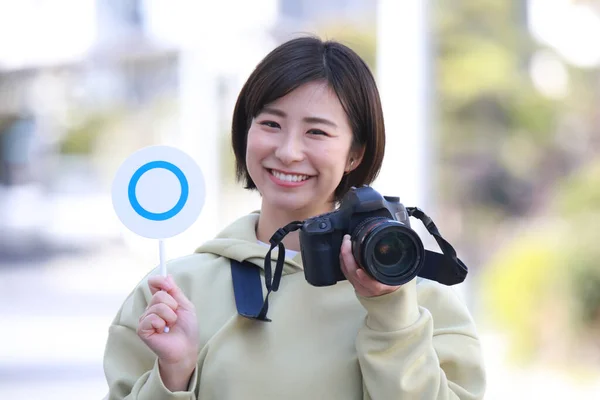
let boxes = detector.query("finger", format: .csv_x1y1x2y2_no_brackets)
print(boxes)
148,290,178,311
339,252,372,296
340,235,359,272
163,275,195,311
145,303,178,326
148,275,171,295
339,238,356,278
339,251,352,280
339,235,391,297
339,253,357,281
138,313,166,335
148,275,194,311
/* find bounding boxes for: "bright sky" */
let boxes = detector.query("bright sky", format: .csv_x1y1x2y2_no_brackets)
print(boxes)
0,0,96,70
528,0,600,68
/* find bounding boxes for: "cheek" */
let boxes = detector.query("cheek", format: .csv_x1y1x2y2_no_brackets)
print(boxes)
245,129,262,162
318,147,351,176
245,128,271,178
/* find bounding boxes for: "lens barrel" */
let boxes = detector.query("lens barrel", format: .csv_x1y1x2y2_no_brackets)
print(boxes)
351,218,424,286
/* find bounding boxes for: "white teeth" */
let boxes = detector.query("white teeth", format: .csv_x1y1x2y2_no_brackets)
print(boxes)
271,170,309,182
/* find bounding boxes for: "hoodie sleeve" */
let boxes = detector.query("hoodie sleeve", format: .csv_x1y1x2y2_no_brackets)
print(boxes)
103,287,199,400
355,278,486,400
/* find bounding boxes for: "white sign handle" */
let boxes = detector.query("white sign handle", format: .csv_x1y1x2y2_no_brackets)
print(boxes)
159,239,170,333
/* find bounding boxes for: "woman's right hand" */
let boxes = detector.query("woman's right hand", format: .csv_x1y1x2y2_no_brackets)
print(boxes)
137,274,199,391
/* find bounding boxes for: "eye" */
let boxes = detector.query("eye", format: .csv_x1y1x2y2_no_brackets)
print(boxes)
259,120,280,129
308,129,329,136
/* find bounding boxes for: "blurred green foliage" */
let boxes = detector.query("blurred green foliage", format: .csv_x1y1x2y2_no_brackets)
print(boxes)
434,1,561,215
555,161,600,217
482,228,564,361
435,0,600,367
553,161,600,330
483,160,600,365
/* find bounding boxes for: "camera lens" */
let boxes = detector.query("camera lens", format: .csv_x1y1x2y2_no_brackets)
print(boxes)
373,233,408,266
351,218,424,286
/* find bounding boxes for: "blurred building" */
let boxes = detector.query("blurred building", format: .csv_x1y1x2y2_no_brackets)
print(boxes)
0,0,269,262
278,0,374,25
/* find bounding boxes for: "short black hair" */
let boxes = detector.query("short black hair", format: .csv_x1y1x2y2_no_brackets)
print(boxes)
231,35,385,201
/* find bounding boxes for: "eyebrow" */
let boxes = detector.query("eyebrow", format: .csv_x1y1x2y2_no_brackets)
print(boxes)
261,106,338,128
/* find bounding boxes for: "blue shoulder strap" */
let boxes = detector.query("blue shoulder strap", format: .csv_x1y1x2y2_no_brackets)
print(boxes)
230,259,270,321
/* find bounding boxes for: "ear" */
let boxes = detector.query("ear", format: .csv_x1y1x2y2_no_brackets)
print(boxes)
345,145,365,173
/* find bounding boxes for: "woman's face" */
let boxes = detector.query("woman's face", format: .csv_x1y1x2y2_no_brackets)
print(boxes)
246,81,359,218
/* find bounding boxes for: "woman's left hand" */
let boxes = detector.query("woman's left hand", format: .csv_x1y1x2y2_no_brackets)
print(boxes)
340,234,401,297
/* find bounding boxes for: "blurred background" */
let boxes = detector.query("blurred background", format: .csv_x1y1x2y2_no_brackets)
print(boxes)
0,0,599,398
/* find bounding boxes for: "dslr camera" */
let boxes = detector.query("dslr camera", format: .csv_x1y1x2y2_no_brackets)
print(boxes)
299,185,425,287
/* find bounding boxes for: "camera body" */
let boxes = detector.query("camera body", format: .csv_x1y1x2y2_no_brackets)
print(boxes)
299,185,425,287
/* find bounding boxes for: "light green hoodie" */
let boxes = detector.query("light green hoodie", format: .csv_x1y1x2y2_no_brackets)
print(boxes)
103,212,486,399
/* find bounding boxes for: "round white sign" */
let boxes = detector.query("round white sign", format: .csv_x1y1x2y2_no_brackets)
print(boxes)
112,145,205,239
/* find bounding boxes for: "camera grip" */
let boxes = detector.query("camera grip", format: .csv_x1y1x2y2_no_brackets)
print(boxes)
301,232,346,286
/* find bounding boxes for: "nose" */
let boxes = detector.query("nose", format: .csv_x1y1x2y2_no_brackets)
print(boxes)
274,131,305,165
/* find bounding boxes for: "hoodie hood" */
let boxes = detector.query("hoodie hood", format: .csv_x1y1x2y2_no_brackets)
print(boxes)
194,211,304,276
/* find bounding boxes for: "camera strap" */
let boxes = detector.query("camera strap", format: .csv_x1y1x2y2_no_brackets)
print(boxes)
230,220,304,322
406,207,468,285
230,210,467,322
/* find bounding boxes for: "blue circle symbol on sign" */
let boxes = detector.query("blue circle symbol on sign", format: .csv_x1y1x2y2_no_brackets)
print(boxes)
128,160,189,221
113,145,205,239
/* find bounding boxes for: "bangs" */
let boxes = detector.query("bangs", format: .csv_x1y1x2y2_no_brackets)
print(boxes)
244,50,329,121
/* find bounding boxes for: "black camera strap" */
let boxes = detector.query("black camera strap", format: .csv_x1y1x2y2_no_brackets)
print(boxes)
230,210,467,322
230,220,304,322
406,207,468,285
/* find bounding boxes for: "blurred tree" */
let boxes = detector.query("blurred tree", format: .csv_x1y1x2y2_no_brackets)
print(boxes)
483,159,600,367
434,0,600,368
434,0,559,232
481,227,565,362
552,161,600,333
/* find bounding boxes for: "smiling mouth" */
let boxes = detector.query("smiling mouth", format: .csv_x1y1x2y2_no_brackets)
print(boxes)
269,169,312,182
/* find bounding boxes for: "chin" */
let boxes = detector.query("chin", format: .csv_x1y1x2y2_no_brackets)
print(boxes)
267,194,311,213
265,193,334,220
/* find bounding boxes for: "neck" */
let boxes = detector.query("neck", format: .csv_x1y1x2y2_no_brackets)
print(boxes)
256,201,335,252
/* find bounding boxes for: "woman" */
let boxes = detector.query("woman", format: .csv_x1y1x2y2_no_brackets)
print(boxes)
103,36,486,399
